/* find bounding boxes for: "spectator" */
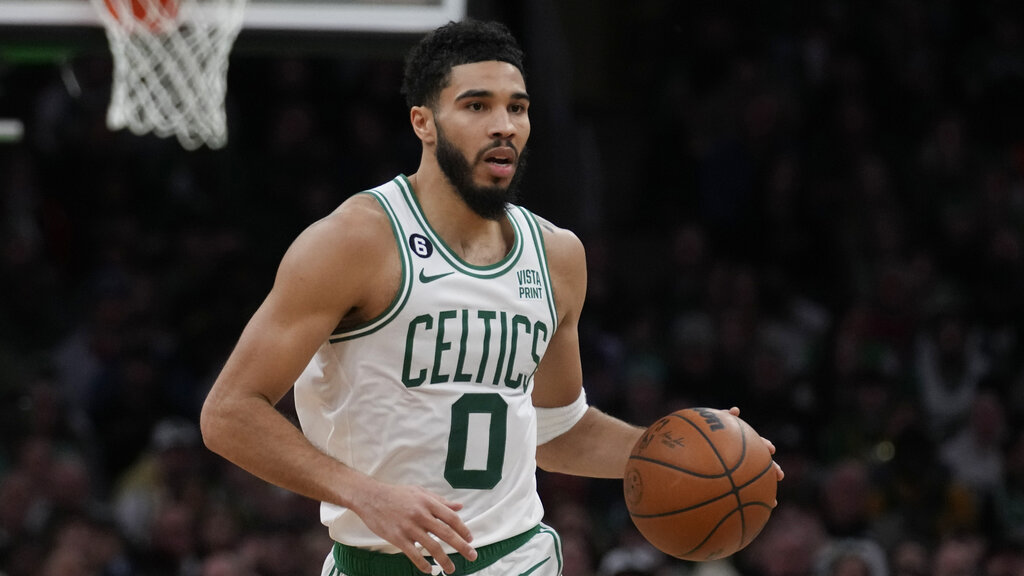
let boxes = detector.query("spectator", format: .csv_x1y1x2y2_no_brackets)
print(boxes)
813,537,889,576
201,550,255,576
889,537,931,576
114,417,205,547
939,390,1007,500
912,294,992,441
933,534,986,576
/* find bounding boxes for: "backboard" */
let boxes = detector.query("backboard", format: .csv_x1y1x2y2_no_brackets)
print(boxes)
0,0,467,32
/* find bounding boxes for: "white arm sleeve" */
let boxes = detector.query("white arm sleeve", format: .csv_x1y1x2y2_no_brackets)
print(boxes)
535,389,589,445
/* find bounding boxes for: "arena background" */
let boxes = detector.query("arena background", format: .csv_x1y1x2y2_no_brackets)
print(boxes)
1,1,1024,575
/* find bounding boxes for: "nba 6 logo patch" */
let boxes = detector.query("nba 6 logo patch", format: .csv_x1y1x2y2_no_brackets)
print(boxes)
409,233,433,258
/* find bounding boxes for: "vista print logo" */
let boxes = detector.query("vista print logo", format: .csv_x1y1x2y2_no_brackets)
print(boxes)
517,269,544,299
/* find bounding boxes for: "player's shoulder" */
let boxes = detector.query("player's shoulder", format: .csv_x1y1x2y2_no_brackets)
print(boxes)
308,193,390,241
521,210,587,311
528,212,585,266
284,192,394,265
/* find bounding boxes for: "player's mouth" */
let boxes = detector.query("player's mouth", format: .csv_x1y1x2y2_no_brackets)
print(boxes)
481,146,517,179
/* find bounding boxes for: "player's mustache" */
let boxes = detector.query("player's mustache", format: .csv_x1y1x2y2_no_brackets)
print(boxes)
474,139,518,163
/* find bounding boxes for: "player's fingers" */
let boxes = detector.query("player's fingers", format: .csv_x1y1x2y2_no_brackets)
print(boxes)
773,460,785,481
728,406,741,416
762,437,776,454
417,535,456,575
431,499,475,546
396,541,434,574
439,497,464,512
427,517,477,562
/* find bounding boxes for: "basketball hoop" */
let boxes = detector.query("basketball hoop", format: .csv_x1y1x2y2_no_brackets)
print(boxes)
90,0,247,150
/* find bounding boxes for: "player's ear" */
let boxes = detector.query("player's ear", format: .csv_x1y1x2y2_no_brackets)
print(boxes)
410,106,436,145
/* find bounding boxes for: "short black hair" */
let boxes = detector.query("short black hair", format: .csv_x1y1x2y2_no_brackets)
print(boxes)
401,19,525,109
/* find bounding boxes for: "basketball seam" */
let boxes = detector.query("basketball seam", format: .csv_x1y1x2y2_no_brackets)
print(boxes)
676,507,742,559
676,412,747,539
626,458,776,518
628,487,737,518
625,455,731,479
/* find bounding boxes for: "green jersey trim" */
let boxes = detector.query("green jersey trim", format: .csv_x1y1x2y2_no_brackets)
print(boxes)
396,175,524,278
536,523,564,575
329,189,412,342
518,206,558,334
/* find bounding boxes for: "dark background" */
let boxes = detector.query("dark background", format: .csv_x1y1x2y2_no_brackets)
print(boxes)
2,1,1024,575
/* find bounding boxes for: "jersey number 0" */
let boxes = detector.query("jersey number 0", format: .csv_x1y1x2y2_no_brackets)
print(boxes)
444,393,508,489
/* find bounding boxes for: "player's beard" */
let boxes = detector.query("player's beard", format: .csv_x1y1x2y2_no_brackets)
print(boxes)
435,122,528,220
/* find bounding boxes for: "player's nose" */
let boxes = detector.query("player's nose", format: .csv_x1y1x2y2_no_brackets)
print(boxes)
488,110,516,140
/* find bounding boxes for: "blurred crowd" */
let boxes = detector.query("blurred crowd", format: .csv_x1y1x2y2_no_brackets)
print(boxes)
2,1,1024,575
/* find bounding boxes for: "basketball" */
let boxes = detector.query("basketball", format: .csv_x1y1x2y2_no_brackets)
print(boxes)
623,407,777,562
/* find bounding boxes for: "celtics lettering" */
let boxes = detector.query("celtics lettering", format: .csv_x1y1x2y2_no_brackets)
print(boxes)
402,309,549,389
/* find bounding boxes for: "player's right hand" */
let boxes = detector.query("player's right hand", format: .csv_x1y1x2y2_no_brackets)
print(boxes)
353,482,477,574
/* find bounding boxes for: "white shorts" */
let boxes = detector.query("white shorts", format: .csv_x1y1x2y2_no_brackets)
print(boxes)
320,524,563,576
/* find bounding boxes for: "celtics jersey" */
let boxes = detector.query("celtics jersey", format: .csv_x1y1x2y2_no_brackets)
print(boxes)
294,175,558,553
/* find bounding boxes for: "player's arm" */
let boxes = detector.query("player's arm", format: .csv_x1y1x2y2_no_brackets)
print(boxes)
531,220,784,485
202,196,380,507
531,220,645,478
200,196,476,574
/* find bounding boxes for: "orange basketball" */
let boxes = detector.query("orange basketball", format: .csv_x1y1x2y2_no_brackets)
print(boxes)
623,407,777,562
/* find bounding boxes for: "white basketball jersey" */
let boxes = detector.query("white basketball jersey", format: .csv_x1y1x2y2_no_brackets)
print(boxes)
294,175,558,553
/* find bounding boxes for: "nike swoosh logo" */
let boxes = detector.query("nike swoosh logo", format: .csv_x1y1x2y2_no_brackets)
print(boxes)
419,270,454,284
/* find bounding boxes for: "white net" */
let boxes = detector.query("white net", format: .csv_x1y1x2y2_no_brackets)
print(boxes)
90,0,247,150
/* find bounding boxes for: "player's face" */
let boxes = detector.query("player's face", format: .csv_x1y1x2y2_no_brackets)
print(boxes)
432,61,531,220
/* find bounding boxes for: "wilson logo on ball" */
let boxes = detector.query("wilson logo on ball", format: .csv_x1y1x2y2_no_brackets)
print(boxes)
693,407,726,431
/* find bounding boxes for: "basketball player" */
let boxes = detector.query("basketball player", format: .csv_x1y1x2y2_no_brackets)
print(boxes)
201,19,781,576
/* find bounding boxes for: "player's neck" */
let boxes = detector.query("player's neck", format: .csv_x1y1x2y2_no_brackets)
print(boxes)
407,170,513,265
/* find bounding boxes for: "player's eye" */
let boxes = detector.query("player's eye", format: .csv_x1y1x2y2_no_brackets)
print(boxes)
509,103,527,114
467,102,484,111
